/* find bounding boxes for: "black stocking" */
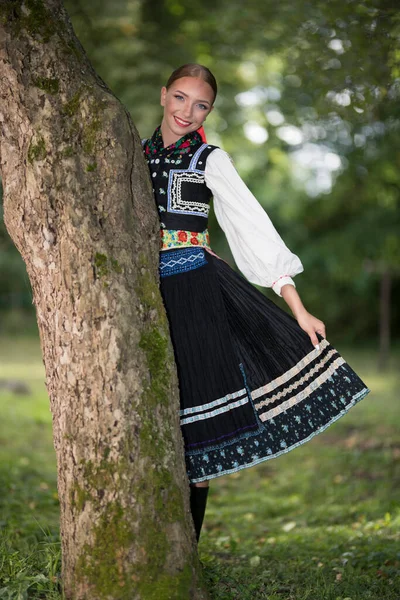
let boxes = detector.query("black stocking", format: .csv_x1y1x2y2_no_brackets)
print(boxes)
189,485,209,541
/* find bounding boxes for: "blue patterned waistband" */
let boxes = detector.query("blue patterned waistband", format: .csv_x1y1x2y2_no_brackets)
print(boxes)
159,247,207,278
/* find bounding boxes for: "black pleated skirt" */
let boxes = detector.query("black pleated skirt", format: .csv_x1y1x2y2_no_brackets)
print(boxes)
159,245,370,484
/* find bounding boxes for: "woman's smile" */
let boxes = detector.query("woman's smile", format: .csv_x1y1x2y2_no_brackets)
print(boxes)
174,116,192,127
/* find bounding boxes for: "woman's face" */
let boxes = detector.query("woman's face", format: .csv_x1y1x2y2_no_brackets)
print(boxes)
160,76,214,143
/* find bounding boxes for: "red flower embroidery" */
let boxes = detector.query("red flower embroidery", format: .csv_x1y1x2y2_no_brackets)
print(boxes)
181,140,190,148
191,237,199,245
191,231,198,237
178,231,188,242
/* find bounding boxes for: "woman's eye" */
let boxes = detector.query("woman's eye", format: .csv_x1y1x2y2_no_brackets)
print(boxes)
198,104,208,110
174,94,184,100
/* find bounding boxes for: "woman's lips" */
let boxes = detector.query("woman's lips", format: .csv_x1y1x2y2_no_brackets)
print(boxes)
174,116,191,127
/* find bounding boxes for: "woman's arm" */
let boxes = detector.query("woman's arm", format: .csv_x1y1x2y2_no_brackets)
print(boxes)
281,284,326,348
205,150,304,294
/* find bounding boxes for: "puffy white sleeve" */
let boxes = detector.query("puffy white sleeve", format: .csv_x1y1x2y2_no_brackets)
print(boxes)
204,148,304,297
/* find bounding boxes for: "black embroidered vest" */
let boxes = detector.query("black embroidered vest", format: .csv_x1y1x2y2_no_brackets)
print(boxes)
142,126,219,233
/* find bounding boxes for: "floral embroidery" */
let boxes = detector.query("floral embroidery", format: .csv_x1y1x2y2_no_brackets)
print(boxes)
143,125,203,158
160,229,211,251
271,274,292,287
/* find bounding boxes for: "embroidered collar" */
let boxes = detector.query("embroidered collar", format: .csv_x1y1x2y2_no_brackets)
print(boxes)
144,125,203,158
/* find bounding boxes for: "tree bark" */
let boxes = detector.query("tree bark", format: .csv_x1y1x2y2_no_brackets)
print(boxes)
0,1,209,598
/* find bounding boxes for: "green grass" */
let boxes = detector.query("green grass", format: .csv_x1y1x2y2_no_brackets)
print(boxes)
0,337,61,599
1,337,399,599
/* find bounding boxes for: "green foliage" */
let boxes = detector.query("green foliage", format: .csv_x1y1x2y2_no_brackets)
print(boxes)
2,0,400,340
0,190,34,323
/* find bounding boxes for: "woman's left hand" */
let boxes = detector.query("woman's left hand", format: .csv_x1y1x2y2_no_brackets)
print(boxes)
296,310,326,348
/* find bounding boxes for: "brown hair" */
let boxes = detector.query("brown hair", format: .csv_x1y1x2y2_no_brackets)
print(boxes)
165,63,217,104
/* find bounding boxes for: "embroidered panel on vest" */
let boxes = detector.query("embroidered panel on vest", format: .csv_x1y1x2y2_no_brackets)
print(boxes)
166,144,214,218
143,135,219,233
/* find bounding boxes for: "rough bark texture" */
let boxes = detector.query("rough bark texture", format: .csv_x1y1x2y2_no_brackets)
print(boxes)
0,1,209,598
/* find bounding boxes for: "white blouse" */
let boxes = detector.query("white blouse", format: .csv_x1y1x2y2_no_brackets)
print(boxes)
204,148,304,297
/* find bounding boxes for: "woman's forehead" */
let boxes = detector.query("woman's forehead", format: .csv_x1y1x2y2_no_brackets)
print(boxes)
168,77,214,100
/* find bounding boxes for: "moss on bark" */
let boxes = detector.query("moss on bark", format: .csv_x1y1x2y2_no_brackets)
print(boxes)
0,0,65,42
93,253,122,284
135,253,171,409
27,136,46,163
73,447,192,598
32,75,60,94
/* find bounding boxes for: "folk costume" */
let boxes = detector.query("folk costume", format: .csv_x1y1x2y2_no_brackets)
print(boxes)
142,126,370,485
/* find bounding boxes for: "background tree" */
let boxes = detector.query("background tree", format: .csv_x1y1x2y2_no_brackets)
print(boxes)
0,1,208,598
2,0,399,357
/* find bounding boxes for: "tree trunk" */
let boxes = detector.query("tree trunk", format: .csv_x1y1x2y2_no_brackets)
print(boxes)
0,1,209,598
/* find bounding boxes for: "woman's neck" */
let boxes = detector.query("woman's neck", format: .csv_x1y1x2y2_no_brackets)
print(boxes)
160,123,181,148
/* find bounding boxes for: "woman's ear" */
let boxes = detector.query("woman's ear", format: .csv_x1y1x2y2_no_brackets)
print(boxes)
160,86,167,107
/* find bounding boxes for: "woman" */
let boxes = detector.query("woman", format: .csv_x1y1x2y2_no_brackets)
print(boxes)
141,63,370,542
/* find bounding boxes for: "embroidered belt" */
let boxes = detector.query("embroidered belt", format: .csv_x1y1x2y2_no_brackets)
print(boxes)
159,247,207,278
160,228,211,251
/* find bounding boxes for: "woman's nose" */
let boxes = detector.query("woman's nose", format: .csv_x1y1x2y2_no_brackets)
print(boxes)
182,104,194,118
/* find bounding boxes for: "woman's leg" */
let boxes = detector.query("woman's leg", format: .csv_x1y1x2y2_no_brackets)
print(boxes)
189,480,209,541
